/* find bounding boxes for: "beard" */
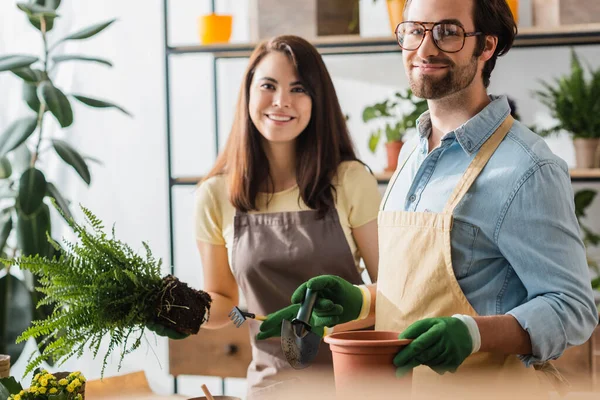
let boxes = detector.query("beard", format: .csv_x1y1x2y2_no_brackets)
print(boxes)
408,55,478,100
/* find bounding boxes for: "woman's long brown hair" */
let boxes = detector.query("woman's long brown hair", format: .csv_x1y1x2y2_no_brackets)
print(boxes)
204,35,360,217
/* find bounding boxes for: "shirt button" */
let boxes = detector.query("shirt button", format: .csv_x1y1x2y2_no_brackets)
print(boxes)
409,194,416,202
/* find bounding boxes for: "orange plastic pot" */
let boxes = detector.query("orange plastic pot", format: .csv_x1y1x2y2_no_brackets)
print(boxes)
324,331,412,399
506,0,519,23
385,140,404,172
387,0,407,35
198,13,233,45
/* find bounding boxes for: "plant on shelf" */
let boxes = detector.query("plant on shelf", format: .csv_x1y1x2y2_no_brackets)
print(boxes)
363,88,427,172
533,49,600,169
0,0,131,368
0,369,86,400
1,201,212,377
574,189,600,296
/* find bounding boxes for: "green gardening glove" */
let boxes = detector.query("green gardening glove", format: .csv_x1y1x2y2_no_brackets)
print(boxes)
290,275,364,327
146,321,190,340
256,302,336,340
393,317,472,377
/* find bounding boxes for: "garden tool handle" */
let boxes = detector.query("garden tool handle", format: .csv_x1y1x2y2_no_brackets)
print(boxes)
295,288,317,324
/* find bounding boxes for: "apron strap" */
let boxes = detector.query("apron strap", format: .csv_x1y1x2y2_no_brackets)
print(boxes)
442,115,514,215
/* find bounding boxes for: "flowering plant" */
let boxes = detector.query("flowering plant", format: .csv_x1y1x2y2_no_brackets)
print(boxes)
2,370,85,400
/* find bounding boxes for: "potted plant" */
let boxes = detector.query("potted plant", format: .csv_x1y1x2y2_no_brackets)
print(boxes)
363,89,427,172
1,202,212,377
533,49,600,168
0,369,86,400
0,0,131,369
574,189,600,306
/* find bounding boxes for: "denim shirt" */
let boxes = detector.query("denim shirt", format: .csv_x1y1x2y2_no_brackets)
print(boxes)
383,95,598,365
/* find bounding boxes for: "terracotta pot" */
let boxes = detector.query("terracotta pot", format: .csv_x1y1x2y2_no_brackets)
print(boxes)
188,397,240,400
385,140,404,172
386,0,406,35
573,138,600,169
324,331,412,399
198,13,233,45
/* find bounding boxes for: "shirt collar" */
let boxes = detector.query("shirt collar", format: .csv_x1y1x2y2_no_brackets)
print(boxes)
416,95,512,155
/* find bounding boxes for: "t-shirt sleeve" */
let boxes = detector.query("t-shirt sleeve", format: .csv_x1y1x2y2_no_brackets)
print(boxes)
194,180,226,245
342,162,382,228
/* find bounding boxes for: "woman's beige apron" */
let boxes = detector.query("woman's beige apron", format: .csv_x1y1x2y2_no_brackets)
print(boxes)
376,115,547,400
232,208,363,400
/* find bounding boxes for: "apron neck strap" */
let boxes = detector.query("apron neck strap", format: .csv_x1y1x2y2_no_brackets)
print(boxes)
443,115,514,215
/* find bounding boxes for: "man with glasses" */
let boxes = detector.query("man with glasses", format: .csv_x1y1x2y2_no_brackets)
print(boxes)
259,0,598,397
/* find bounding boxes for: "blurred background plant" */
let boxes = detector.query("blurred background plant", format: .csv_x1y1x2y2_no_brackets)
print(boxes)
0,0,130,369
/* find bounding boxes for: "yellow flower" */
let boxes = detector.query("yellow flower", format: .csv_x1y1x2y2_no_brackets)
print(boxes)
58,378,68,386
66,385,74,393
49,388,58,394
44,373,53,380
13,395,20,400
40,378,48,387
72,378,81,387
34,373,40,381
29,386,38,393
79,375,86,383
75,395,83,400
38,387,47,394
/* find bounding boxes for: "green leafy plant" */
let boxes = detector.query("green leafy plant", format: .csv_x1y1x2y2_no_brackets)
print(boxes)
363,89,428,153
0,1,131,367
533,49,600,139
1,369,86,400
2,202,211,377
574,189,600,292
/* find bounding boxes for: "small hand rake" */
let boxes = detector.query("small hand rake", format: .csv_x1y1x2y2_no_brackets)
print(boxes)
229,306,267,327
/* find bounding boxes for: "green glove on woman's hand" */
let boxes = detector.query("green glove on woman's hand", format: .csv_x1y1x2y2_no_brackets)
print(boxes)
146,321,190,340
394,317,472,377
290,275,364,327
256,303,331,340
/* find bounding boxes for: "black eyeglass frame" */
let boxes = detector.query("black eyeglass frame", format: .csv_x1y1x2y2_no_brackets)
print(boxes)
395,21,483,53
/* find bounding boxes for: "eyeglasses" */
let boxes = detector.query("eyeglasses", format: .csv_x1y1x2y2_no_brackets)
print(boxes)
395,21,483,53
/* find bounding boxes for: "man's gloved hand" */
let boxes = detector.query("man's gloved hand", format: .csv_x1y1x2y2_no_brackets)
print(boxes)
146,321,190,340
290,275,365,327
394,317,473,377
256,302,335,340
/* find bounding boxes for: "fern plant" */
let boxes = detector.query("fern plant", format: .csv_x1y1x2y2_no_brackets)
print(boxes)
533,49,600,139
1,201,211,377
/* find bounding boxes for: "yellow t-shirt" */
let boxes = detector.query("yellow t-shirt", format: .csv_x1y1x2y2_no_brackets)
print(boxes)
194,161,381,270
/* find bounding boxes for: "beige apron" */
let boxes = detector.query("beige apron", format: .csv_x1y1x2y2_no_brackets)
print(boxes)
232,208,363,400
376,115,546,400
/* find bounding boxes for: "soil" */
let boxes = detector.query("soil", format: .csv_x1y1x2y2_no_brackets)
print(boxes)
152,275,212,335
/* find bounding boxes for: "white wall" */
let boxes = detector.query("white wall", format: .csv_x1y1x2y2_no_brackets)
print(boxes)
2,1,600,399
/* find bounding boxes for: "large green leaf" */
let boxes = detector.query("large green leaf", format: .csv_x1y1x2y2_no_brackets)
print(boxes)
0,117,38,158
17,2,58,32
18,168,47,215
0,55,38,73
23,81,41,113
574,189,596,218
0,274,33,365
12,67,43,83
58,19,116,42
72,94,131,116
46,182,72,220
0,377,23,397
37,81,73,128
17,202,51,257
52,140,91,185
33,0,61,10
0,209,13,254
0,158,11,179
53,55,112,67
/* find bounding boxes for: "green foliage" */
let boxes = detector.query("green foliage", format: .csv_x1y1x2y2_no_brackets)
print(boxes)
362,89,428,153
574,189,600,291
533,49,600,139
2,201,164,377
0,1,130,367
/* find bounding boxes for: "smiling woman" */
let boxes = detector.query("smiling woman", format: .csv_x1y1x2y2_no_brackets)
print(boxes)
191,35,382,400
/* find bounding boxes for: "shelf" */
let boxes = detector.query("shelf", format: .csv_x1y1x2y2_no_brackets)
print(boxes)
171,168,600,187
167,23,600,58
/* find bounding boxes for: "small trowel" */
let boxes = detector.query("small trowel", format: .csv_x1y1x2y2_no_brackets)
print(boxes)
281,288,321,369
